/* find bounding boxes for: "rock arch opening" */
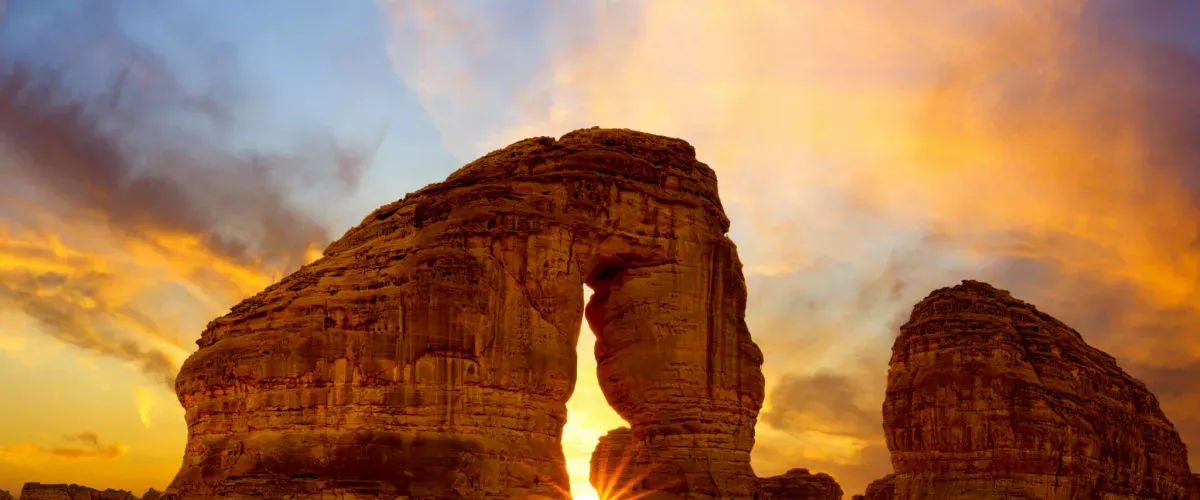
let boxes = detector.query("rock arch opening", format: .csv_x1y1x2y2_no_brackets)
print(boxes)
562,285,627,500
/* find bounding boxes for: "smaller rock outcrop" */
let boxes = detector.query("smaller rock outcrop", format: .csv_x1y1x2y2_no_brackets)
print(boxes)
758,468,842,499
589,427,645,497
18,483,137,500
879,280,1194,499
857,474,895,500
591,429,845,499
139,489,161,500
0,489,14,500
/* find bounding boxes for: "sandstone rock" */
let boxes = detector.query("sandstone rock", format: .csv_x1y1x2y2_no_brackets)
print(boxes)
164,128,766,499
859,475,895,500
589,427,646,498
880,280,1194,499
139,489,161,500
0,489,13,500
18,483,137,500
757,468,843,500
590,428,845,500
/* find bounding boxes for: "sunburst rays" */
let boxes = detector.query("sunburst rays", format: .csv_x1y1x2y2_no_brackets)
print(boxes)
531,441,661,500
588,443,660,500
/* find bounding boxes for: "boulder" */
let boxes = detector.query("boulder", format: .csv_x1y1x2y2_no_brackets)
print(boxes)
859,475,895,500
589,427,646,498
758,468,843,500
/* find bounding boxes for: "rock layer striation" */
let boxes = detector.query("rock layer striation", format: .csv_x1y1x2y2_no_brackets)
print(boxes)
164,128,766,499
875,280,1194,499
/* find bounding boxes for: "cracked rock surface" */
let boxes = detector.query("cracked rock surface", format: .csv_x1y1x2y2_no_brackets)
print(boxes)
162,128,766,499
867,280,1194,499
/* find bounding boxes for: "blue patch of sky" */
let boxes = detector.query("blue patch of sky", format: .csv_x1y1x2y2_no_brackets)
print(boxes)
1,0,509,232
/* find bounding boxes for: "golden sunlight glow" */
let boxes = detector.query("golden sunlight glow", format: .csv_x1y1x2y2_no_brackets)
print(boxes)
304,244,325,266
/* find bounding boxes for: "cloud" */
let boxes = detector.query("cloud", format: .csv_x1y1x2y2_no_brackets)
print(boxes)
132,386,155,429
762,372,881,441
0,0,381,386
382,0,1200,486
755,365,893,495
379,0,560,157
0,431,128,465
53,432,127,461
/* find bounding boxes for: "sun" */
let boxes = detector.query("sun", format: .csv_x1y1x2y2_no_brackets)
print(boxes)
571,490,601,500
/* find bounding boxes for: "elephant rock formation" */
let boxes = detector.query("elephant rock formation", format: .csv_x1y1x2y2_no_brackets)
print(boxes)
164,128,766,499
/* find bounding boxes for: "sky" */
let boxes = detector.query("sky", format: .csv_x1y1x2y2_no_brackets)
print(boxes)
0,0,1198,498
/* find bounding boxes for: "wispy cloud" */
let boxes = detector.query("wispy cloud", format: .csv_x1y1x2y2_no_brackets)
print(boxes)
0,431,128,465
131,386,155,429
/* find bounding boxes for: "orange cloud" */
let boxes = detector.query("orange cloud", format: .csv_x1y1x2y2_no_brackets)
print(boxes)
0,431,128,465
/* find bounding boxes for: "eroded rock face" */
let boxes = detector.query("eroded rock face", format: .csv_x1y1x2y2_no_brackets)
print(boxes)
0,489,13,500
164,128,766,499
589,427,646,498
881,280,1194,499
18,483,137,500
139,489,161,500
858,475,894,500
757,468,843,500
